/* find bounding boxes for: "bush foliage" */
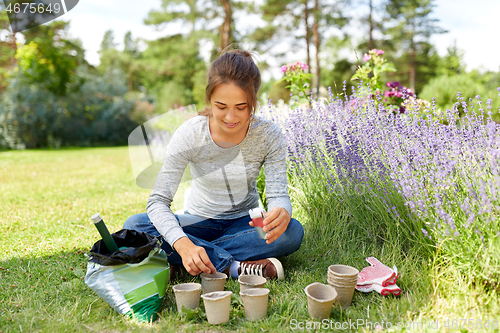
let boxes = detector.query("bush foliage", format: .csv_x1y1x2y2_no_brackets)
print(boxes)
0,65,142,149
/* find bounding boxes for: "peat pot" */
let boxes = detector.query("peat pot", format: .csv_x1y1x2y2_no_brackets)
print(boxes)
240,287,270,321
238,275,266,291
172,283,202,313
200,272,227,294
201,291,233,325
304,282,337,320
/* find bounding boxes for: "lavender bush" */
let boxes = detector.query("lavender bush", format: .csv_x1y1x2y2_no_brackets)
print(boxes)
260,86,500,285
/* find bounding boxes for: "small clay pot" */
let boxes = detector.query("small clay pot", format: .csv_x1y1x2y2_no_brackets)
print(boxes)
172,283,202,313
240,288,270,321
201,291,232,325
200,272,227,294
238,275,267,291
304,282,337,320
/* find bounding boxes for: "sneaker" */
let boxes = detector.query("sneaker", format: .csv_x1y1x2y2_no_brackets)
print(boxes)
238,258,284,281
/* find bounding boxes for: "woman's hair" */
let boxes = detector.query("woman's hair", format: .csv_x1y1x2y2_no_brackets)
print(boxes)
199,49,261,116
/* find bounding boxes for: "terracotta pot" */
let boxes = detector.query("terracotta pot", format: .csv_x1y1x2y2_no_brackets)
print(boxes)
240,288,270,321
201,291,232,324
238,275,266,291
200,272,227,294
172,283,201,313
304,282,337,320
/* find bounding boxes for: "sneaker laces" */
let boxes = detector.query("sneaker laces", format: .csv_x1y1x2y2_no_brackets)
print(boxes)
240,262,264,277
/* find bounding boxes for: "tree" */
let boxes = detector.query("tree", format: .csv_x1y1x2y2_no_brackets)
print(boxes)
356,0,386,52
142,0,253,110
19,20,84,95
0,2,16,92
321,35,356,95
384,0,446,92
368,0,374,49
220,0,232,51
435,42,465,77
252,0,348,91
100,30,117,51
144,0,248,55
98,31,143,92
124,31,139,57
138,34,206,112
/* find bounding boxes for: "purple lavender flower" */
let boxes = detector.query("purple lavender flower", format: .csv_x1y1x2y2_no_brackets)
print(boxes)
258,83,500,277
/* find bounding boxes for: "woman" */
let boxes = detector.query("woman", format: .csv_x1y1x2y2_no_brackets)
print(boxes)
124,49,304,281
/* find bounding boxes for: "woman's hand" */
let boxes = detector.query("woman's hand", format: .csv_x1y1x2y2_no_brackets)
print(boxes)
173,236,216,276
250,207,290,244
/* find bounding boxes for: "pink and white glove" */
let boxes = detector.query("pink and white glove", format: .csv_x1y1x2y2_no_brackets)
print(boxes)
355,283,402,296
356,257,399,287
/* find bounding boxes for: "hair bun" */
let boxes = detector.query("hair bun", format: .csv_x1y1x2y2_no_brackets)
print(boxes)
223,48,254,60
233,49,251,58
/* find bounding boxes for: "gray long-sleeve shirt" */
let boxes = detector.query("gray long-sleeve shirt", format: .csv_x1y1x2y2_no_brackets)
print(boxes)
146,115,293,247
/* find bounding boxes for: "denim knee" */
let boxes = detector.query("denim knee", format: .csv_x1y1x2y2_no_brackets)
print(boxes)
288,218,305,253
123,213,150,230
274,218,304,257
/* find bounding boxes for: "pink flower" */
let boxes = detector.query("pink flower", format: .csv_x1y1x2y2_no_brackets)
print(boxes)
363,54,371,62
373,49,384,55
283,62,308,73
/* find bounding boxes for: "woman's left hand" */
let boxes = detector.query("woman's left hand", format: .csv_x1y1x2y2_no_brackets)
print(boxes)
250,207,290,244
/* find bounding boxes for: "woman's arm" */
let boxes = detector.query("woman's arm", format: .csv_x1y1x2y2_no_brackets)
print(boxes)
146,128,191,246
258,123,293,244
146,121,216,275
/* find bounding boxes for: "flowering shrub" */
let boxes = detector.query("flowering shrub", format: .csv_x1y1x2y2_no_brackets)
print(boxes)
261,86,500,286
351,49,395,94
383,81,414,113
278,61,313,105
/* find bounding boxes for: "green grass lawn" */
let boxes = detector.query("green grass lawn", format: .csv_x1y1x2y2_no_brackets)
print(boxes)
0,147,498,332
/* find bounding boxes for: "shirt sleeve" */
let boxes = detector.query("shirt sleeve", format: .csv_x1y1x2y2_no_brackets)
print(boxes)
146,124,191,247
263,123,293,217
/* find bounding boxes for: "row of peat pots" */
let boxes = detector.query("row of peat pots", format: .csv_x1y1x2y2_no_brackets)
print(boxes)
171,264,361,325
172,272,269,324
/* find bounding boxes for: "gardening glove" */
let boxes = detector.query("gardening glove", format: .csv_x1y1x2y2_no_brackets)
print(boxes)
356,257,399,287
355,282,402,296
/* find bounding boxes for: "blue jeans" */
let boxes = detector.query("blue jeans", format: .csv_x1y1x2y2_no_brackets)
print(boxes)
123,213,304,272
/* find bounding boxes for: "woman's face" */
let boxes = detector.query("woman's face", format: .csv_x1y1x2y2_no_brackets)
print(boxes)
209,82,251,143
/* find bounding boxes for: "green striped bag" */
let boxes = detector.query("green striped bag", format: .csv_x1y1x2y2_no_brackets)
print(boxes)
85,229,170,322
